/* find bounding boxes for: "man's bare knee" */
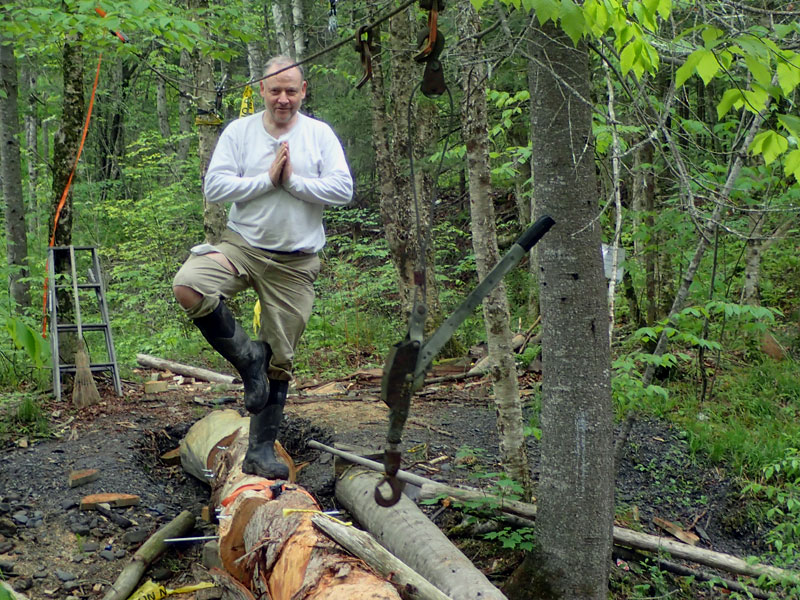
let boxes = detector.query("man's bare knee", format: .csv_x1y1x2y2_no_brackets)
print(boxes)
173,285,203,310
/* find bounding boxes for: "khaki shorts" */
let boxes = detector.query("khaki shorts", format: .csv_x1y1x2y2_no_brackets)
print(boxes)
173,229,320,380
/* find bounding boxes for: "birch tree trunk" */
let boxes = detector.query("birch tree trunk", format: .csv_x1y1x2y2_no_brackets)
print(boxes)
290,0,305,61
457,3,531,497
743,212,764,306
0,20,30,308
272,0,291,57
505,18,614,599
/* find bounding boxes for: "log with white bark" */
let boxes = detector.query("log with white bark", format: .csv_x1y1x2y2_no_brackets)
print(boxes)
136,353,237,384
180,410,401,600
415,482,800,587
336,466,507,600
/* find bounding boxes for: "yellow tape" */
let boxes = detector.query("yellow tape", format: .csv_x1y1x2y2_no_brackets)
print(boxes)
126,580,215,600
240,85,255,117
282,508,352,527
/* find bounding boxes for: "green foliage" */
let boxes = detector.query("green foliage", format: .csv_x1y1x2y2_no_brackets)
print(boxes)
0,394,51,441
0,316,51,390
743,448,800,564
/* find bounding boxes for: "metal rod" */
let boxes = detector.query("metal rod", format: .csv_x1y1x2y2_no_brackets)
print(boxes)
308,440,432,489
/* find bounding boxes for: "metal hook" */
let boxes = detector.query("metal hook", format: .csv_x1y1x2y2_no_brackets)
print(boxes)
374,474,404,507
355,26,375,89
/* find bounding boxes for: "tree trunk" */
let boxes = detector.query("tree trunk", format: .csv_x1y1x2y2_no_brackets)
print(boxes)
272,0,291,57
457,3,531,497
336,467,507,600
742,211,764,306
370,5,439,318
177,50,193,162
290,0,305,61
632,141,655,327
156,71,171,140
189,0,225,244
507,19,614,600
22,66,40,236
50,25,83,249
179,410,403,599
0,20,31,308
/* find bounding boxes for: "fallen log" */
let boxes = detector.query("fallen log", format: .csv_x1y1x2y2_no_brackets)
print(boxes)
180,410,402,599
336,466,507,600
308,440,536,520
316,442,799,588
101,510,195,600
136,353,237,385
613,547,772,600
415,482,800,587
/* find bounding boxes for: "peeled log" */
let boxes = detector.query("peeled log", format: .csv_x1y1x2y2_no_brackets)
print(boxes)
336,466,507,600
180,410,401,600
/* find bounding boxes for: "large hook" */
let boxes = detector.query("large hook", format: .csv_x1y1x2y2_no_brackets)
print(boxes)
355,26,375,89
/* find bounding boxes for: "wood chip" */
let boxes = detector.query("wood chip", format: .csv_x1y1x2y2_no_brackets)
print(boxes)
653,516,700,546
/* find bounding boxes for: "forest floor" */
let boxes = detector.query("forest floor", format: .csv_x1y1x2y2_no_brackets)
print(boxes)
0,362,776,599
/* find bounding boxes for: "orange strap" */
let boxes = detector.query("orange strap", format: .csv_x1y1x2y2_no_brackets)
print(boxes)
42,54,103,338
221,481,317,508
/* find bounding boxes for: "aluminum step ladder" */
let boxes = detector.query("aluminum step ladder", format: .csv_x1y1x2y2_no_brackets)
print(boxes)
47,246,122,401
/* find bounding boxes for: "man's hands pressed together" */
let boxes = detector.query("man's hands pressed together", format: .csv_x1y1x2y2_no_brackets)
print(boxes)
269,141,293,187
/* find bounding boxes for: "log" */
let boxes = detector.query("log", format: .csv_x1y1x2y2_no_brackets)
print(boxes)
311,514,454,600
101,510,195,600
180,410,403,600
308,440,535,521
336,466,507,600
416,482,800,587
136,353,237,384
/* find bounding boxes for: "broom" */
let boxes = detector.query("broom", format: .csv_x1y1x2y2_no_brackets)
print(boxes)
70,248,101,407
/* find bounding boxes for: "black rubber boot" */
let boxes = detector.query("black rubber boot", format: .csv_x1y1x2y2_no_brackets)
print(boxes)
242,379,290,480
194,301,269,413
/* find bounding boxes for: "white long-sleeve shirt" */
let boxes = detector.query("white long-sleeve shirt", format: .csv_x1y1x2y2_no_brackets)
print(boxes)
204,111,353,253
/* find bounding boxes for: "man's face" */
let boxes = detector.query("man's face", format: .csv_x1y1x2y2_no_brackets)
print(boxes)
259,64,307,127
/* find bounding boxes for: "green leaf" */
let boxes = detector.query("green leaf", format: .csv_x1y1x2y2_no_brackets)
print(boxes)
749,130,788,165
778,114,800,139
745,55,772,88
784,149,800,182
696,49,720,85
742,86,769,114
777,53,800,96
717,88,744,119
657,0,672,19
471,0,488,9
531,0,560,25
560,0,585,45
701,26,723,48
675,50,702,88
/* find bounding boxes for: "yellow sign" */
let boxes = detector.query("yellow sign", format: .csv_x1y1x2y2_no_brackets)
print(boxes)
240,85,255,117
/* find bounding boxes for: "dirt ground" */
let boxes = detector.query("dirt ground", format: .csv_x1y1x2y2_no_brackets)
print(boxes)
0,364,773,599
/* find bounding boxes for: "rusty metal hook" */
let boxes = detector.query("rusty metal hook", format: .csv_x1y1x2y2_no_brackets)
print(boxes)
355,25,375,89
374,474,404,507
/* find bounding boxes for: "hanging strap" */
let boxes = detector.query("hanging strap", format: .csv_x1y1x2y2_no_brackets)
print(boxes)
42,54,103,338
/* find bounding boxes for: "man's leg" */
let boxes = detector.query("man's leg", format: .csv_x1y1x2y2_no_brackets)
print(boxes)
173,251,270,413
242,251,319,479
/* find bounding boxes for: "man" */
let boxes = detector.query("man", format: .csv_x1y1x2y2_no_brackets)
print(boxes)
173,56,353,479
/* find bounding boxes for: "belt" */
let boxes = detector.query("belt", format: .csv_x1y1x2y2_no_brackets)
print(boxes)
263,248,312,256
